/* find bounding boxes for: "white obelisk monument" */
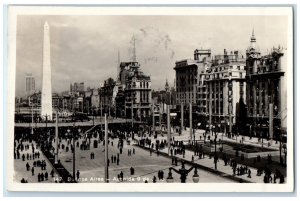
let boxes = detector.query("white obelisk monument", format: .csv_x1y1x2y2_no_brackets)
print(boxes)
41,21,53,120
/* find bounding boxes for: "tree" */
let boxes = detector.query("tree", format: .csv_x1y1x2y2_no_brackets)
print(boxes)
236,97,247,135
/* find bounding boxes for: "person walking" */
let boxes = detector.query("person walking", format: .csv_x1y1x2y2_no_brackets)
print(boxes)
152,176,157,183
76,170,80,180
31,167,34,176
45,172,48,180
120,171,124,181
51,169,54,177
247,169,252,178
130,167,135,175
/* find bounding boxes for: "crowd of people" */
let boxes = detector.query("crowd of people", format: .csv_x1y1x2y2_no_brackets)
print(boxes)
14,133,56,183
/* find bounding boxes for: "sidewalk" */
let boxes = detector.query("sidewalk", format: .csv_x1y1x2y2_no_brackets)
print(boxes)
135,142,286,184
14,140,60,183
134,132,286,184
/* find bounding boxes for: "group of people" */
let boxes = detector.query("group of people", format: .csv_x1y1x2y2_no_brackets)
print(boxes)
110,154,120,165
15,135,54,183
157,170,165,180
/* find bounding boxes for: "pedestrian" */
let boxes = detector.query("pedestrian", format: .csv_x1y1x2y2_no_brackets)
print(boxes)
130,167,134,175
40,172,44,181
26,162,30,171
51,169,54,177
76,170,80,180
31,167,34,176
117,158,120,165
247,169,251,178
38,173,41,182
45,172,48,180
120,171,124,181
22,154,25,161
133,148,135,155
192,155,194,162
152,176,157,183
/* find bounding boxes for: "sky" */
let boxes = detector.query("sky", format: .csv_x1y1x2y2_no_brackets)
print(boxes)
15,15,288,97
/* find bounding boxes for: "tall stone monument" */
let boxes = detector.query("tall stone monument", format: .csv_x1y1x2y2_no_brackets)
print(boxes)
41,21,53,120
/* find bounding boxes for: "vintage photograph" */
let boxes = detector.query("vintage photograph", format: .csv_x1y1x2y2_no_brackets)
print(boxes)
6,6,294,192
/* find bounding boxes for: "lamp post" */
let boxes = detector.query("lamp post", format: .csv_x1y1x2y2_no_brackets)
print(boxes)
31,104,34,135
213,125,218,170
167,161,199,183
92,106,95,126
67,126,81,181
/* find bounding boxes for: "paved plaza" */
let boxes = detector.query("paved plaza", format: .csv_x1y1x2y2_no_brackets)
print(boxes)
55,135,234,183
14,140,60,183
13,123,286,184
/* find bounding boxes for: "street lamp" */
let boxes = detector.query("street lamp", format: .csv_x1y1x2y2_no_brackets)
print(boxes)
214,126,218,170
168,161,199,183
67,126,81,181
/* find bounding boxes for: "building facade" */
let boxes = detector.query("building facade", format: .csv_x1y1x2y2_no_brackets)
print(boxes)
70,82,85,95
174,49,211,105
245,31,287,139
25,74,35,96
202,49,246,134
99,78,116,117
116,61,152,120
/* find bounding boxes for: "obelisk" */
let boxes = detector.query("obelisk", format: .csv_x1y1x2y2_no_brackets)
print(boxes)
41,21,53,120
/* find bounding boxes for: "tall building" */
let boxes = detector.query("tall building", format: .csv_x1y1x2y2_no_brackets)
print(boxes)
174,49,211,105
245,30,287,139
125,62,152,120
70,82,85,95
41,21,53,120
25,74,35,96
202,49,246,134
100,78,116,117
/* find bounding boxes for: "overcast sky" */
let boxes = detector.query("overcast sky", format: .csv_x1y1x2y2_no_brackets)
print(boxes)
15,15,288,97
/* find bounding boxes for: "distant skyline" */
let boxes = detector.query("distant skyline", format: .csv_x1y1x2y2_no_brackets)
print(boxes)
15,15,288,97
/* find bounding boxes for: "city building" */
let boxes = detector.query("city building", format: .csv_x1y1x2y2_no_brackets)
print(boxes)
174,49,211,106
99,78,116,117
174,49,212,129
25,73,35,97
202,49,246,135
124,62,151,121
245,30,287,140
70,82,85,95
